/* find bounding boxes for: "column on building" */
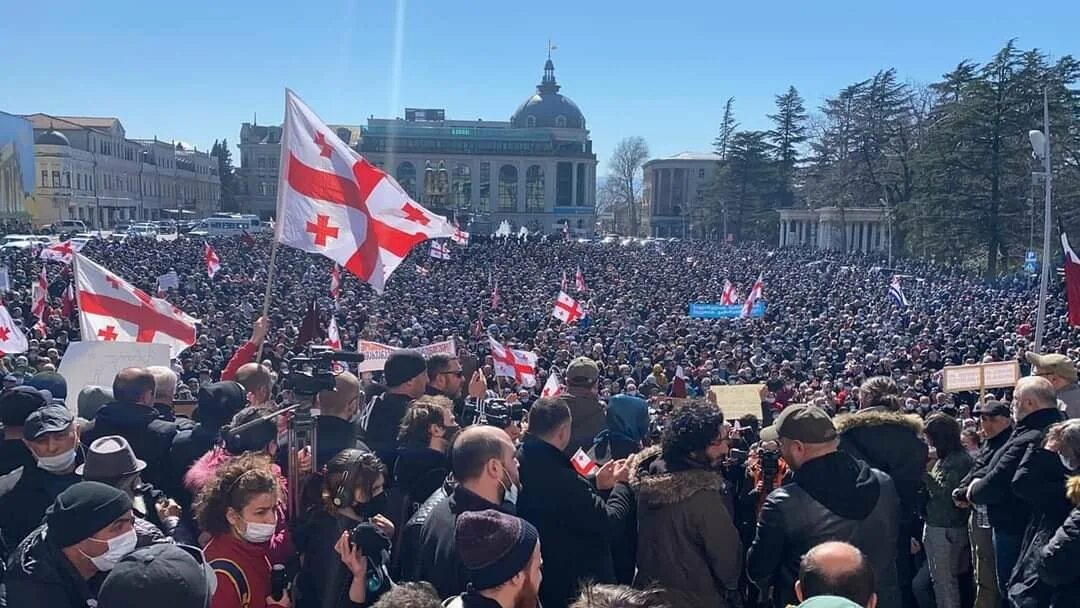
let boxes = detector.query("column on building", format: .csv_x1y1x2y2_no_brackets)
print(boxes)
779,220,786,246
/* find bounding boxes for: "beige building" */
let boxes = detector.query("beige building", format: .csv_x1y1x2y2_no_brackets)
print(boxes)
23,114,220,228
641,152,720,238
777,206,890,252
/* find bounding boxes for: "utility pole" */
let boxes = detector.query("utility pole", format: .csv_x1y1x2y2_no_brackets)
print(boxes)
1030,87,1053,353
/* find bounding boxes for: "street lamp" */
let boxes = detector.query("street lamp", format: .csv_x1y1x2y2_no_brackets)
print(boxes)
1030,87,1053,353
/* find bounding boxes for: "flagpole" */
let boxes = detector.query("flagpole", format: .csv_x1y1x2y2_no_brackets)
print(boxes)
255,238,280,363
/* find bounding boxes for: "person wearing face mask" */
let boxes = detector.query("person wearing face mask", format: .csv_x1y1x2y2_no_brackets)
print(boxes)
412,425,521,598
747,404,902,608
295,449,394,607
604,384,649,459
393,396,458,516
5,481,138,608
0,403,82,550
629,403,743,608
1036,420,1080,606
194,452,289,608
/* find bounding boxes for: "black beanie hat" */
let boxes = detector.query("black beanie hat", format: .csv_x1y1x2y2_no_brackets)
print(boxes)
46,481,133,548
0,386,47,426
384,350,427,388
99,544,211,608
196,381,246,424
455,509,539,590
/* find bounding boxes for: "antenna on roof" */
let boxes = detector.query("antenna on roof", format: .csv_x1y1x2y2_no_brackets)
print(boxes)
548,39,557,60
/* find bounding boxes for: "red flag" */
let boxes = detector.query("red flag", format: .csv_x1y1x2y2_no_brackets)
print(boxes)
552,291,584,325
241,230,256,247
571,447,597,477
204,242,221,279
575,267,587,292
74,253,198,357
62,283,75,318
1062,232,1080,327
275,90,456,293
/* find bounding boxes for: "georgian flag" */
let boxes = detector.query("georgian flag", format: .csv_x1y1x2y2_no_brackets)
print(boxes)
451,220,469,245
416,265,430,277
552,291,584,325
429,241,451,260
1063,232,1080,327
571,447,598,477
330,263,341,301
204,243,221,279
39,239,85,264
325,315,341,349
740,274,764,319
488,335,537,387
575,267,587,292
31,266,48,335
0,304,28,355
888,276,908,308
720,279,737,305
541,371,562,399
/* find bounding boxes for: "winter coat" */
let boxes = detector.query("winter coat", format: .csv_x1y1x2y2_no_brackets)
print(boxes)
970,407,1064,535
835,407,927,541
924,450,973,528
1006,444,1073,608
81,401,183,495
515,436,632,608
960,424,1012,488
1057,383,1080,420
362,392,412,455
392,481,450,582
557,388,606,458
393,446,449,514
0,462,79,550
747,451,901,608
1037,476,1080,607
605,394,649,445
4,524,99,608
628,446,742,608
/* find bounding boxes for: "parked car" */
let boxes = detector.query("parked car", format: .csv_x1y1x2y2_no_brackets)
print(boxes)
127,223,159,238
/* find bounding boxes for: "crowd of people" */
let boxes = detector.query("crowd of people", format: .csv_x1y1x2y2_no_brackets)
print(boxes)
0,231,1076,608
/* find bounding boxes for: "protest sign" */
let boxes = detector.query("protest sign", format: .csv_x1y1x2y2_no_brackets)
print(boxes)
156,271,180,291
58,341,170,414
708,384,765,420
358,339,457,372
942,361,1020,396
689,302,766,319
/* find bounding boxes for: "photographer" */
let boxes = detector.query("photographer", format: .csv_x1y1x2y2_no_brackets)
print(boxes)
295,449,394,608
745,439,790,517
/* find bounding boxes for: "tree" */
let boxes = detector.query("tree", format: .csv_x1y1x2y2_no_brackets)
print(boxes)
768,86,808,208
715,131,776,242
607,136,650,236
714,97,739,162
211,139,237,212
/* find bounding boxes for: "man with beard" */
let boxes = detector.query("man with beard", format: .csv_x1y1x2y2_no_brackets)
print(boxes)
628,403,742,607
395,396,458,511
748,404,901,608
449,509,542,608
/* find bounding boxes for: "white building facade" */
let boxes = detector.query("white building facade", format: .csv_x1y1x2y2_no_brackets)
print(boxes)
777,207,890,252
641,152,721,238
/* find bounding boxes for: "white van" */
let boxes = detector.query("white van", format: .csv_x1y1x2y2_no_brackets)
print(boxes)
189,217,253,237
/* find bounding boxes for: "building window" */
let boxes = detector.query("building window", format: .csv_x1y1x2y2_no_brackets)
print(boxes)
555,162,572,206
698,168,705,179
452,164,472,208
526,115,537,128
478,162,490,212
498,165,518,211
396,162,417,199
270,157,278,169
575,163,586,207
41,170,48,187
525,165,545,212
555,115,567,128
89,176,94,190
52,171,61,188
258,157,266,169
77,174,82,190
64,172,71,188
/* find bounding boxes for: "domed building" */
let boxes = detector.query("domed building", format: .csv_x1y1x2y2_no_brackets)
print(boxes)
510,59,586,130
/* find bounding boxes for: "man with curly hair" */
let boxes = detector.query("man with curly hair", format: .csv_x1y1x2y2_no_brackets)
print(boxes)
628,402,742,607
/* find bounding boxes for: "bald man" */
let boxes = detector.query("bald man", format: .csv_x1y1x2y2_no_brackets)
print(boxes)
969,376,1064,599
235,362,273,408
273,371,369,474
796,542,877,608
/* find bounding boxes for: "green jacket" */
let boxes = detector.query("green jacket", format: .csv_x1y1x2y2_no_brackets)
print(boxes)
924,450,973,528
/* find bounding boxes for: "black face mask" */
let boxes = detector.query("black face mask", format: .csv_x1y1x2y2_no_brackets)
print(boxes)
356,491,388,519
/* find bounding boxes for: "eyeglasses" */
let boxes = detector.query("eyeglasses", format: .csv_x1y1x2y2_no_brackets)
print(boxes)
440,370,465,378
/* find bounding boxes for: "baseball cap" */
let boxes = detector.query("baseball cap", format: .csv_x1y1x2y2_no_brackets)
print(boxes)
0,386,49,427
565,357,600,384
1026,352,1078,382
759,404,837,443
974,399,1011,417
98,544,213,608
797,596,864,608
23,403,74,440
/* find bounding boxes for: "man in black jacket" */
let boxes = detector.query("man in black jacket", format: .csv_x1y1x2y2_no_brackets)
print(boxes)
954,399,1013,608
363,350,428,458
81,368,184,495
968,376,1064,601
0,386,48,476
168,381,246,517
748,404,901,608
410,425,519,598
515,398,632,608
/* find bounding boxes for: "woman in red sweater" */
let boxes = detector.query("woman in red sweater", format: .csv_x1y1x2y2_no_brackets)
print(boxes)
194,452,290,608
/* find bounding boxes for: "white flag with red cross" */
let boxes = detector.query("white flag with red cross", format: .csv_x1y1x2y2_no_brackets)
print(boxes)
325,315,341,349
740,273,764,319
540,371,562,398
571,447,598,477
39,239,85,264
487,335,537,387
330,263,341,301
31,267,48,335
451,220,469,245
0,305,28,355
204,242,221,279
429,241,451,260
552,291,584,325
720,279,737,305
416,265,430,277
275,89,456,294
74,253,199,357
575,267,587,292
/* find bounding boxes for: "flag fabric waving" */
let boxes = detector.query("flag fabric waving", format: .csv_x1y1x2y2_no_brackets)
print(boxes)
330,263,341,301
740,274,764,319
888,276,908,308
0,304,28,355
451,220,469,245
1062,232,1080,327
240,230,256,248
61,283,75,319
275,89,456,294
40,240,85,264
575,268,587,292
720,280,737,305
429,241,451,260
491,281,501,310
552,291,584,324
204,243,221,279
560,271,568,292
325,315,342,349
571,447,598,477
74,253,198,357
415,265,430,277
488,336,537,387
31,267,48,335
541,372,562,398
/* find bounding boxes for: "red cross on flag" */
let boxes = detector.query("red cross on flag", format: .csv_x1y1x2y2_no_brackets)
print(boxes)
451,220,469,245
325,315,341,349
552,291,584,325
571,447,598,477
488,335,538,387
204,242,221,279
540,371,562,399
575,267,587,292
75,253,199,357
416,265,430,277
330,264,341,301
275,89,457,294
0,304,28,355
740,273,764,319
720,279,737,305
31,267,48,336
429,241,451,260
40,239,85,264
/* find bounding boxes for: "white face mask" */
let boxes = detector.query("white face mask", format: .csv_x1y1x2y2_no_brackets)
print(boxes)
238,519,276,544
36,447,77,473
80,528,137,571
498,463,519,506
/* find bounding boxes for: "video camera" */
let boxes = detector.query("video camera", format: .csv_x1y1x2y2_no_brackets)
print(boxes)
462,398,525,429
283,346,365,395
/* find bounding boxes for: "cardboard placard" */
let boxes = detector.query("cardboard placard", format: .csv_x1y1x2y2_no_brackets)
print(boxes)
58,341,170,414
357,339,457,373
709,384,765,420
942,361,1020,393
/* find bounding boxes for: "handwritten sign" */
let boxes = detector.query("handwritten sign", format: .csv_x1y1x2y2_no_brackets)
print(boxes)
709,384,766,420
357,339,457,373
942,361,1020,393
58,341,170,414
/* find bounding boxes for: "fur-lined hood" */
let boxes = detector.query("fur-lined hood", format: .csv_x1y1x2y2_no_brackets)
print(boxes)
1068,476,1080,507
628,445,725,507
834,407,924,435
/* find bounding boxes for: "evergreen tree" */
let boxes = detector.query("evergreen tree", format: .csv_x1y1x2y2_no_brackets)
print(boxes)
211,139,237,212
767,86,807,208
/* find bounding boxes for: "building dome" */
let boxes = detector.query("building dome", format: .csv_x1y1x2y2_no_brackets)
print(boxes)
510,59,585,129
36,129,70,146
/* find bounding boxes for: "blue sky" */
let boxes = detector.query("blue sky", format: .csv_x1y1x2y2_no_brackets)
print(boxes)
3,0,1078,171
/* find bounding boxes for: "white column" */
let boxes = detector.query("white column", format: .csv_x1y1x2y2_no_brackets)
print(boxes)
873,222,881,250
779,220,786,246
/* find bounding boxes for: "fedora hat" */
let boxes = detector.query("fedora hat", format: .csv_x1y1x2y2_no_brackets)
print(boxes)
76,435,147,479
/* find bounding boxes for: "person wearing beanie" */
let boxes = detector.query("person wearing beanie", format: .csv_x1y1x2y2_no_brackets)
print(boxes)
0,385,48,475
77,385,114,422
363,350,428,455
99,543,215,608
449,509,541,608
6,481,137,608
170,381,248,511
0,402,83,550
556,357,607,457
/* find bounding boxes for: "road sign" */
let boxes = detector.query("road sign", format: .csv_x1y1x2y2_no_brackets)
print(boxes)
1025,250,1037,274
